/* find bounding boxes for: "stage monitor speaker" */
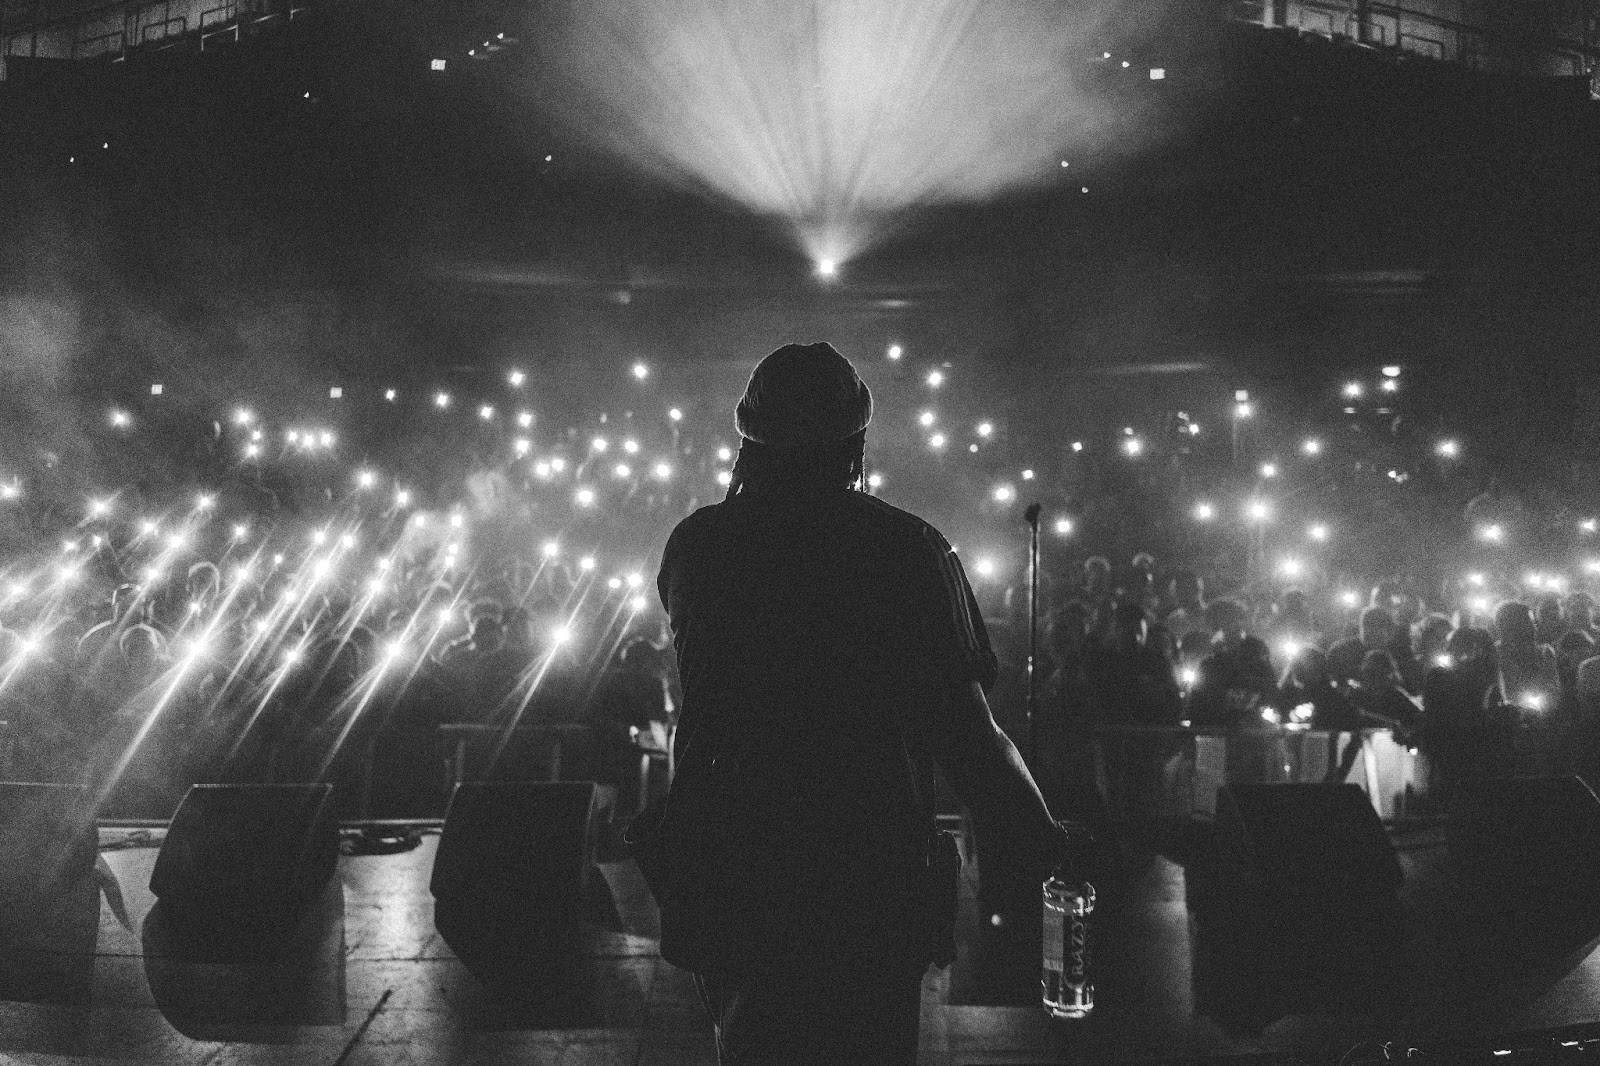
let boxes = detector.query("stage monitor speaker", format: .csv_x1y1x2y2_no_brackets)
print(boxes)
150,783,339,940
432,779,601,909
1195,783,1406,1030
1447,775,1600,998
431,781,603,999
0,782,95,914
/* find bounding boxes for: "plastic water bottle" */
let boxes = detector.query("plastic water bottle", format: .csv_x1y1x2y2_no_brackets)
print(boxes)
1042,831,1095,1019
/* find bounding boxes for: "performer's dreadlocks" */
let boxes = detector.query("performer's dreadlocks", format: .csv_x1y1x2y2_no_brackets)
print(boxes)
725,342,872,500
724,433,866,499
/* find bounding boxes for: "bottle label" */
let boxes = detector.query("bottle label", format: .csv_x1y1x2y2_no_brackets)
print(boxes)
1066,911,1090,987
1043,900,1064,968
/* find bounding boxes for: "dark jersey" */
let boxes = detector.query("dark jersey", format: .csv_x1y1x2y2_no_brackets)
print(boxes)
656,486,996,973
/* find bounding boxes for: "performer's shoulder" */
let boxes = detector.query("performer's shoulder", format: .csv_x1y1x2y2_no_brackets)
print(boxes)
845,493,951,551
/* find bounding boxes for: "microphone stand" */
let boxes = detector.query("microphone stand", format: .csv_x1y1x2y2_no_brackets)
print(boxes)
1024,503,1042,769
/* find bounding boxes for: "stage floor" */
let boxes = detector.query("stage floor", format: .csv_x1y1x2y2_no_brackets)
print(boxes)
1,826,1599,1065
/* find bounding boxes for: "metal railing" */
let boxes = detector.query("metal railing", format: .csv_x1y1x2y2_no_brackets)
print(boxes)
137,14,183,45
1399,32,1445,60
73,27,122,58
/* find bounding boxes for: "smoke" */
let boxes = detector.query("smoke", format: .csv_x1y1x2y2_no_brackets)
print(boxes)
529,0,1152,267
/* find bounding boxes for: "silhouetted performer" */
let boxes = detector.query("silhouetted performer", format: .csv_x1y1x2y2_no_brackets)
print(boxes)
655,343,1070,1065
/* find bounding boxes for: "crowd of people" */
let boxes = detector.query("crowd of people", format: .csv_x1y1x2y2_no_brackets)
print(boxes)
1034,549,1600,823
0,361,1596,826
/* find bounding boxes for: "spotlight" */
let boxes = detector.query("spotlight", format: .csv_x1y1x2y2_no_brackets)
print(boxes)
1234,402,1253,419
357,470,375,488
717,446,733,462
919,411,936,427
887,344,903,360
518,411,533,428
542,541,559,558
1343,382,1364,398
866,472,884,489
614,464,631,478
815,258,837,278
977,422,993,437
1260,462,1277,478
575,488,596,507
1478,523,1504,543
669,408,683,421
435,392,450,408
1193,502,1215,521
109,409,131,428
929,433,946,449
1054,518,1074,536
551,625,573,644
632,363,649,380
580,556,596,571
1246,500,1270,522
653,462,672,479
993,485,1015,503
1123,438,1143,457
508,370,525,387
1339,590,1361,608
975,558,996,578
1302,439,1321,455
1279,558,1303,579
1308,523,1329,542
927,370,944,388
1436,439,1460,459
478,405,494,420
1071,441,1083,452
626,573,644,588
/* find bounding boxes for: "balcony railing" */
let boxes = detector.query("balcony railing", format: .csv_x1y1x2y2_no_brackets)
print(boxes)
1228,0,1596,88
2,0,312,78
